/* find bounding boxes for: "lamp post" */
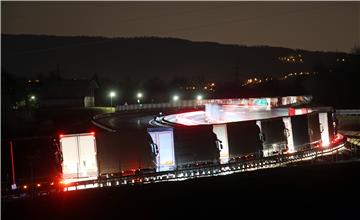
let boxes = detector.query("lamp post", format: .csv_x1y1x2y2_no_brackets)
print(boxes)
28,95,36,108
137,92,143,104
109,91,116,107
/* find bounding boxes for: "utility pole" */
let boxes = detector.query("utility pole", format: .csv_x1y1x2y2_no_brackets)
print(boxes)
10,141,17,190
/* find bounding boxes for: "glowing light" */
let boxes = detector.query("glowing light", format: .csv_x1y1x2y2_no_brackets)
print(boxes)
67,186,77,191
50,182,54,186
137,92,143,98
90,131,95,136
331,133,344,144
196,94,203,100
173,95,179,101
30,95,36,101
59,134,64,138
109,91,116,97
23,185,27,189
37,183,41,187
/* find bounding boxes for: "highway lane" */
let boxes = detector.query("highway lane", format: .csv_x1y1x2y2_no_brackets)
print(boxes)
94,108,202,131
96,111,164,130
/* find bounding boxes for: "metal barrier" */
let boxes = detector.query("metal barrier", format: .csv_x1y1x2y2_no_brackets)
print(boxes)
336,109,360,116
2,141,348,200
115,95,313,112
62,141,346,191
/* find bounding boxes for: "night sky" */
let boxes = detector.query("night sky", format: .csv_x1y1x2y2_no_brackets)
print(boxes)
2,1,359,53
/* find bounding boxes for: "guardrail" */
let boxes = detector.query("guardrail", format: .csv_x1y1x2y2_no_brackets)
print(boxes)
62,141,346,192
336,109,360,115
116,100,204,111
115,95,313,112
2,140,348,200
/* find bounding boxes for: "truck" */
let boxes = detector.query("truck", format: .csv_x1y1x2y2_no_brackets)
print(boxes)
286,114,311,151
307,112,322,145
212,121,263,162
173,125,220,168
59,132,98,181
256,117,287,157
148,125,221,170
282,112,328,152
318,111,337,147
95,128,157,177
226,121,263,160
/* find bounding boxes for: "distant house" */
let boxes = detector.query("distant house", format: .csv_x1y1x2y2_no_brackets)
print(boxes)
39,79,99,107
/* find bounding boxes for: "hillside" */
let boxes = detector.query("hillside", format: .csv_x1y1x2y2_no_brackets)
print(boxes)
1,34,352,82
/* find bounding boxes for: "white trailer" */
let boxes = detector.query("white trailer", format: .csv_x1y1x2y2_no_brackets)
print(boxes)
212,124,229,164
147,128,176,172
59,132,98,181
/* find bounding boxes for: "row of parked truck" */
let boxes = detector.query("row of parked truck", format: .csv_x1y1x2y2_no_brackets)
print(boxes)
3,109,338,189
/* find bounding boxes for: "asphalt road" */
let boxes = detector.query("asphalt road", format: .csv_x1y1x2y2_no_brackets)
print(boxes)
94,107,201,130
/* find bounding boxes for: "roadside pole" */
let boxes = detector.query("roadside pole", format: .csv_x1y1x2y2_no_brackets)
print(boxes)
10,141,17,190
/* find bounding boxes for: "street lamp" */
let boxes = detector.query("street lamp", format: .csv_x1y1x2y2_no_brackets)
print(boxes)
196,94,203,100
30,95,36,101
137,92,143,104
109,91,116,106
173,95,179,102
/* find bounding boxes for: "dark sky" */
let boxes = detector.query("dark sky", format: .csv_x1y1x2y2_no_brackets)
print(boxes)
2,1,360,52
